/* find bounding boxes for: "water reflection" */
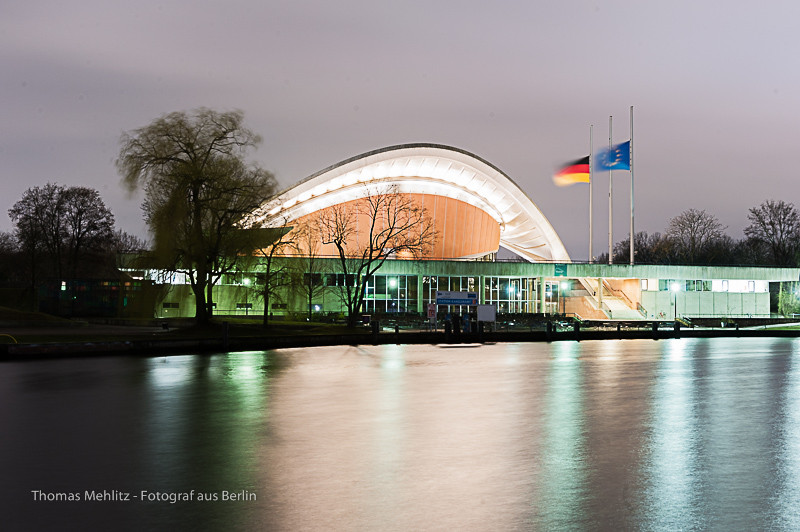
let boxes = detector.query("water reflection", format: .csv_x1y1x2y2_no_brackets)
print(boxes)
0,353,278,530
776,340,800,530
696,339,784,529
643,338,701,530
582,340,653,529
534,341,587,529
5,339,800,529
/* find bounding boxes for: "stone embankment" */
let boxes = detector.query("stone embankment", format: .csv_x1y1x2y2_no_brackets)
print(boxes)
3,324,800,360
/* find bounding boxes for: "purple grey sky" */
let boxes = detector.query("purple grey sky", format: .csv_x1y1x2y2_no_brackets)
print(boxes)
3,0,799,260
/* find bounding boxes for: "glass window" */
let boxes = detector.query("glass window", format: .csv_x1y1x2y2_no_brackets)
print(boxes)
407,276,418,300
303,273,322,286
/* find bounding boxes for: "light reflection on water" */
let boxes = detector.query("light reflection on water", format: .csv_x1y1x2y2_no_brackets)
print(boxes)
777,340,800,530
643,339,701,530
4,338,800,529
535,340,587,529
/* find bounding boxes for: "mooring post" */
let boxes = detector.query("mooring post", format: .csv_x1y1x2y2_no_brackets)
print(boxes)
368,320,378,345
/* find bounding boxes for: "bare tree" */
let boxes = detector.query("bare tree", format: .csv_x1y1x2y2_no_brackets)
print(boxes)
735,236,768,266
317,185,436,327
9,187,48,305
291,215,326,321
61,187,115,277
605,231,674,264
109,229,149,271
110,229,148,254
9,184,115,278
9,183,64,280
117,108,276,323
249,222,294,328
744,200,800,266
0,231,21,291
666,209,726,264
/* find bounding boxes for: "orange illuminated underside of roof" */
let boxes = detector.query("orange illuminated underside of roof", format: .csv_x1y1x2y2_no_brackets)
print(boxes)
285,193,500,259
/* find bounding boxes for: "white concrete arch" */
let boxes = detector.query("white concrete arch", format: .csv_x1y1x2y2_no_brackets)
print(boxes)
249,143,570,262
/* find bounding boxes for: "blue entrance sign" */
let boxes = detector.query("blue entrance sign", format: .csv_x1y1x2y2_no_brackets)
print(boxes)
436,291,478,305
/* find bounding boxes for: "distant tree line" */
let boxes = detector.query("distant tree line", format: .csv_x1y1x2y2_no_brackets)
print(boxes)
1,183,146,310
597,200,800,267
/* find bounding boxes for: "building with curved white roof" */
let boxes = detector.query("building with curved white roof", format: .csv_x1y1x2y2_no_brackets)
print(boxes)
249,143,570,262
128,144,799,323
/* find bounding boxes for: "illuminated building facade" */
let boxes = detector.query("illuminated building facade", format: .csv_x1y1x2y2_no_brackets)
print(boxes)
127,144,800,321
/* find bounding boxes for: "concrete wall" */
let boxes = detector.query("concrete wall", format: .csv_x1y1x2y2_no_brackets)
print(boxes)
640,291,771,319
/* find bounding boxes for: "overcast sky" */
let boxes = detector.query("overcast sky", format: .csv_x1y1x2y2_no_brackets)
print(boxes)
3,0,799,260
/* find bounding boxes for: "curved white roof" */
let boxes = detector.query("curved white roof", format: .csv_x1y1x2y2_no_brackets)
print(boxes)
249,144,570,262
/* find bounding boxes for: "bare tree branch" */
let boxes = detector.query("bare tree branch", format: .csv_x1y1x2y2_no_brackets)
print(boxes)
316,185,436,326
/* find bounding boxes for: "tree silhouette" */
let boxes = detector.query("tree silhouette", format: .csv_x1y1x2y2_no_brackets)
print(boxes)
117,108,276,323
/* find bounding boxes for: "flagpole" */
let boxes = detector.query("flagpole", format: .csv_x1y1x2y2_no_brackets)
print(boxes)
589,124,593,263
608,116,613,265
629,105,635,265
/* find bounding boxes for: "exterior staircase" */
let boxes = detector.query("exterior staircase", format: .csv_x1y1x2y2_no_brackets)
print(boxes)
574,277,646,320
602,296,643,319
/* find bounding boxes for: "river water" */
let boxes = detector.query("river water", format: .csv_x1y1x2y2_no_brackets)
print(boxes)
3,338,800,531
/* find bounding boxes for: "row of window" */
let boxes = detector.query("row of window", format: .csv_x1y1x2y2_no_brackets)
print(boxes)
60,281,144,291
163,301,287,310
224,272,358,287
644,279,766,293
364,275,417,313
161,275,769,312
145,269,772,294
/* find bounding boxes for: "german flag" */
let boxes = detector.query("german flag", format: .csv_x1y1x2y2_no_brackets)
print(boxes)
553,155,590,187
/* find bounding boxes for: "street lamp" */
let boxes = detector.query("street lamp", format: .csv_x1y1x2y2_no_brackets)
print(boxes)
507,283,516,312
388,278,398,313
560,281,569,314
243,277,251,316
670,282,681,320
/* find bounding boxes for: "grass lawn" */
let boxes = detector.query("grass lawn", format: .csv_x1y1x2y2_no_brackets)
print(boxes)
0,308,365,345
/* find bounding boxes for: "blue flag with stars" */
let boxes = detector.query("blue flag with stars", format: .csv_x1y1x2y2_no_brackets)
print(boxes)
594,140,630,171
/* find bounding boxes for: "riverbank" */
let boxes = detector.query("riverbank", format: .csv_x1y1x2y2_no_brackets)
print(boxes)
3,321,800,360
